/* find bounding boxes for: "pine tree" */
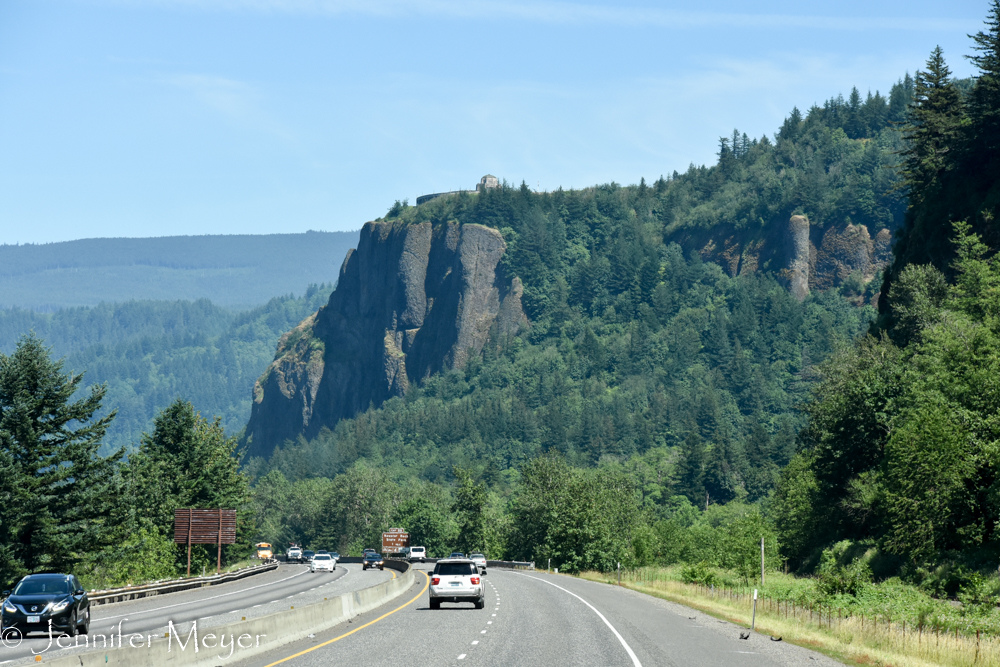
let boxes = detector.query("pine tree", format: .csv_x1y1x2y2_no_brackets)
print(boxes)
846,87,863,137
888,74,915,123
675,432,706,505
125,399,251,542
0,333,120,582
704,432,738,504
900,47,964,206
968,0,1000,175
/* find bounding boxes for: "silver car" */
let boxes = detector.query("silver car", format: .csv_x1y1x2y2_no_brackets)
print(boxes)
310,554,336,573
468,552,487,575
429,559,484,609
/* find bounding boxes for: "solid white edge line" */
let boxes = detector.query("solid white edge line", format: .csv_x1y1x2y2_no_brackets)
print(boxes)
516,573,642,667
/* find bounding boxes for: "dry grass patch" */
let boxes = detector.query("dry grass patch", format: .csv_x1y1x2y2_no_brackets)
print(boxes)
578,572,999,667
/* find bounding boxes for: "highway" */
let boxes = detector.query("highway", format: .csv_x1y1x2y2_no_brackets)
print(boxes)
234,565,842,667
0,562,394,665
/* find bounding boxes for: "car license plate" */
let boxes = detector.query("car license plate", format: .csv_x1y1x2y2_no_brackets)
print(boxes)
27,615,39,623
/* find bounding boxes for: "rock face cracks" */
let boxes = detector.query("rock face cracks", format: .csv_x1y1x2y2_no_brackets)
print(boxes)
696,215,893,303
245,221,527,459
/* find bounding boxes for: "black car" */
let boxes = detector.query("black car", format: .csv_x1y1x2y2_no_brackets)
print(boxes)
1,573,90,636
362,552,385,571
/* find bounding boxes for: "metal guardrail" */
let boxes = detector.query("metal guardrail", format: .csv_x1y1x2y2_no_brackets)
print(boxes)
331,556,533,570
88,561,279,606
487,560,534,570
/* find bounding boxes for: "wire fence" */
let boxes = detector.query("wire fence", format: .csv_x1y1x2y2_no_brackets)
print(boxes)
616,567,1000,667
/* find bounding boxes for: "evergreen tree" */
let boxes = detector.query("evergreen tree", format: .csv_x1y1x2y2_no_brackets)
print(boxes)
900,47,965,205
122,399,253,571
703,432,738,505
675,433,706,505
967,0,1000,181
452,467,492,554
0,333,120,582
888,74,915,123
127,399,252,536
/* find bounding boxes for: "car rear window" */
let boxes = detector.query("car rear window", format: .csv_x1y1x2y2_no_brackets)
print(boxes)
435,563,476,576
314,555,331,560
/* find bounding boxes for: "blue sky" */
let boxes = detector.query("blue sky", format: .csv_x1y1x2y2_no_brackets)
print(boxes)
0,0,987,244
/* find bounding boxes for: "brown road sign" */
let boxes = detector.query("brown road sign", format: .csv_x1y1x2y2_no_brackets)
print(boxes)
173,509,237,544
382,528,409,551
173,509,237,576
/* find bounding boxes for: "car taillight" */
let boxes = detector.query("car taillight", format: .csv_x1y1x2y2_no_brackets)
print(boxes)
471,577,480,585
432,577,440,585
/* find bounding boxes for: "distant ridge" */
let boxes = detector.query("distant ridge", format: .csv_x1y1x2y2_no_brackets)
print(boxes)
0,231,359,310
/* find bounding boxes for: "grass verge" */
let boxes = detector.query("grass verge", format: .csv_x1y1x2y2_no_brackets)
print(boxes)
577,571,999,667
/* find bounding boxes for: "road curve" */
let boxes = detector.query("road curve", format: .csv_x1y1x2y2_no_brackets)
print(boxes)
233,566,844,667
0,562,394,665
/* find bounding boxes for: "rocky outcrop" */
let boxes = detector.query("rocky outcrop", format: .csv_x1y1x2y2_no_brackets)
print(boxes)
788,215,810,301
696,215,893,297
245,220,527,459
812,222,879,291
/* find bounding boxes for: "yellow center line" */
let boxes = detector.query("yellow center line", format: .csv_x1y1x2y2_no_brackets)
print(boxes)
261,571,429,667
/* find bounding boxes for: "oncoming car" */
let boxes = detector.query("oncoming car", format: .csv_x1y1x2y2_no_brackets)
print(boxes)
310,554,336,573
362,552,385,570
429,559,484,609
1,573,90,636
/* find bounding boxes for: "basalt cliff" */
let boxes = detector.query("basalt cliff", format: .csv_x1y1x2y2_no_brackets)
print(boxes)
245,220,527,459
687,215,893,302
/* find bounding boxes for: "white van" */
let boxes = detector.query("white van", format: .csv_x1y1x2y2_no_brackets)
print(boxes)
409,546,426,563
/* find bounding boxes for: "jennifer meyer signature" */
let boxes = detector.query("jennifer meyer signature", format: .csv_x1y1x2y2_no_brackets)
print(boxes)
1,619,266,659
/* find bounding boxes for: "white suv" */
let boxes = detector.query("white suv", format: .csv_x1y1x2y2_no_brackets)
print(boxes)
409,546,426,563
429,559,484,609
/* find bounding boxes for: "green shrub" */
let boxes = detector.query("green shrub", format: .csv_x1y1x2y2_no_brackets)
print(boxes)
681,561,720,586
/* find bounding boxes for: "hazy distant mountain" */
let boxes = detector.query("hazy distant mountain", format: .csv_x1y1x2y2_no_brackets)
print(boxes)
0,231,358,311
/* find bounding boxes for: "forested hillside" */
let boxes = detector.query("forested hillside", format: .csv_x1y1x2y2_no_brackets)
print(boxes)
0,231,354,310
248,5,1000,610
245,73,918,562
773,6,1000,597
0,285,332,453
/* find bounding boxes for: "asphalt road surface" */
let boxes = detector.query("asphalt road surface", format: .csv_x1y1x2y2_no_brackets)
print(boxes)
234,566,842,667
0,562,393,665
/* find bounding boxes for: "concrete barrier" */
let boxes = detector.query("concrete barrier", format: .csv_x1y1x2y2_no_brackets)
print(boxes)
40,560,415,666
89,563,279,606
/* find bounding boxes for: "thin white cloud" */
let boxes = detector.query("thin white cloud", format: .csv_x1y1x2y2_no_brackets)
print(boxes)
105,0,978,32
166,74,295,140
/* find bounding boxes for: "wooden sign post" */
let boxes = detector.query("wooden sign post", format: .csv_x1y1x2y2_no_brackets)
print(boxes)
174,509,237,576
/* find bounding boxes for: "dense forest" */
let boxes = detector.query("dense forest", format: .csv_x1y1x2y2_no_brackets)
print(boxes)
244,60,915,562
0,285,332,454
0,231,354,310
249,4,1000,601
774,8,1000,597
